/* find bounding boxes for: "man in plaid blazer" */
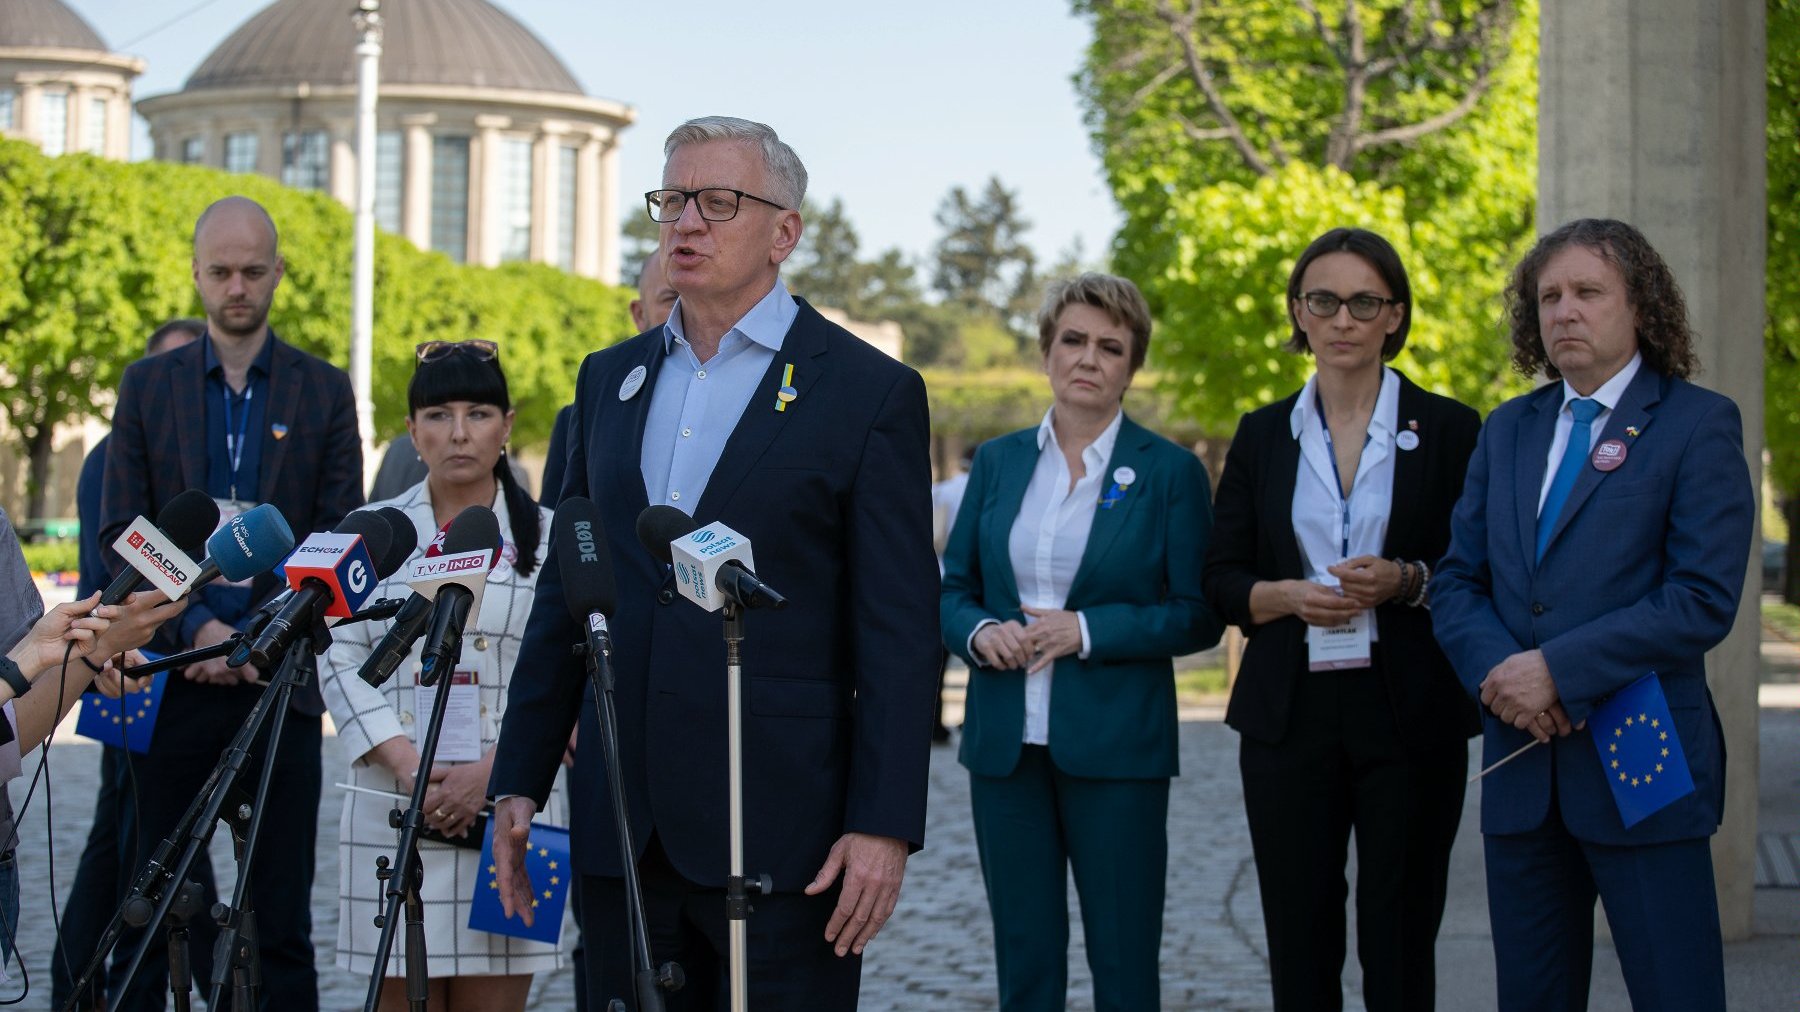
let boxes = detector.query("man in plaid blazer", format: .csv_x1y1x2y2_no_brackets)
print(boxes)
98,196,364,1011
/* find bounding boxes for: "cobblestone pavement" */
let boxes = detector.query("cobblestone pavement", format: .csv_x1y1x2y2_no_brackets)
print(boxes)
6,664,1795,1010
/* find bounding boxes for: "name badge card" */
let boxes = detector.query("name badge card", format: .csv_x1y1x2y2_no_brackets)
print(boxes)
414,668,482,762
1306,577,1372,671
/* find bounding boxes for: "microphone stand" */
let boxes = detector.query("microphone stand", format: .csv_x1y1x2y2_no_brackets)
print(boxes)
66,634,317,1012
720,602,770,1012
580,621,681,1012
360,649,463,1012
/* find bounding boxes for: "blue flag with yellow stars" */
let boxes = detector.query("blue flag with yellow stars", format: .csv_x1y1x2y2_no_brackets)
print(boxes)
1590,672,1695,828
74,661,168,754
468,819,571,945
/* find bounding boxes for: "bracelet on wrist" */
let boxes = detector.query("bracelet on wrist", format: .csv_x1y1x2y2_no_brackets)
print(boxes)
0,655,31,697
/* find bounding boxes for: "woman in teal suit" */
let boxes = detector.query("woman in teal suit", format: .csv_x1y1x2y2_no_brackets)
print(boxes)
941,273,1224,1012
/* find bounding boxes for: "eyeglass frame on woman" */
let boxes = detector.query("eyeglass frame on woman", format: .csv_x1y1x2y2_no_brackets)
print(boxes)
643,187,788,224
415,339,500,363
1300,290,1404,322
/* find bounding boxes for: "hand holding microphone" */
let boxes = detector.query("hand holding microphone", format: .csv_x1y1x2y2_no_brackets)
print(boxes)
635,505,787,612
100,489,219,605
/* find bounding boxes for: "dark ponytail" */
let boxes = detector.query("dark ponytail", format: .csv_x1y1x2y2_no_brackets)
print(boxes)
496,451,540,577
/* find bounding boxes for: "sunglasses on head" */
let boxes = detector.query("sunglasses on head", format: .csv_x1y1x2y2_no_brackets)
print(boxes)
415,339,499,363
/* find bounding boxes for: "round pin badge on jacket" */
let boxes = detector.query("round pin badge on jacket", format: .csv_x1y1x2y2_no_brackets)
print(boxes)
1592,439,1627,472
1112,466,1136,487
619,364,647,401
1395,430,1420,451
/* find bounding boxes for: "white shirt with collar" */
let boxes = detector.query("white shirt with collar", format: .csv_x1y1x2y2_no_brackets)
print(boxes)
1537,351,1643,514
984,407,1122,746
1289,367,1401,640
640,279,798,513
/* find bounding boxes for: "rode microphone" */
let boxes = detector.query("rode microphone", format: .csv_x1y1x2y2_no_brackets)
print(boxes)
635,505,788,612
102,490,220,604
555,497,618,664
357,514,462,689
415,506,503,685
245,512,395,668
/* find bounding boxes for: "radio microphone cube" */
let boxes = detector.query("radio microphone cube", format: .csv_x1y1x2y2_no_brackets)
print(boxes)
284,531,378,619
114,516,204,601
668,521,756,614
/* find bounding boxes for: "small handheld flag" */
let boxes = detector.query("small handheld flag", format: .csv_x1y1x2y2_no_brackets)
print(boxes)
75,658,168,753
1590,672,1695,828
468,819,571,944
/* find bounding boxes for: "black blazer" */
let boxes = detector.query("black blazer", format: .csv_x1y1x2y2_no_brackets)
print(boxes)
490,299,941,890
1203,371,1481,749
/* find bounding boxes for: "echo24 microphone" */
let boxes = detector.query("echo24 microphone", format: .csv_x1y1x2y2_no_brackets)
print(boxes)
231,507,413,669
634,505,787,612
103,489,220,604
555,497,618,666
356,511,487,689
415,506,503,685
245,511,395,668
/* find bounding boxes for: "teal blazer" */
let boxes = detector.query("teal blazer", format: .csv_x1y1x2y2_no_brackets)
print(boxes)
941,414,1224,780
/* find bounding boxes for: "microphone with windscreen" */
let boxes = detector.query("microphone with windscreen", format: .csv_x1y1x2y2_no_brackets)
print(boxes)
556,497,618,664
102,489,220,604
357,510,494,689
416,506,503,685
636,505,787,612
244,511,395,668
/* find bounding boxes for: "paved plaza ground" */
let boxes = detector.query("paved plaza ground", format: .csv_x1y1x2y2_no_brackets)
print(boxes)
5,617,1797,1010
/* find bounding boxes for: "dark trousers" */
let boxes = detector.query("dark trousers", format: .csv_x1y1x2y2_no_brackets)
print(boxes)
1238,666,1467,1012
111,683,322,1012
52,744,135,1009
968,745,1169,1012
580,834,862,1011
1484,800,1725,1012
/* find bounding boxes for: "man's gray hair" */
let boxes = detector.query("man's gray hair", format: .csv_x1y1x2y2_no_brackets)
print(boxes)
663,116,808,210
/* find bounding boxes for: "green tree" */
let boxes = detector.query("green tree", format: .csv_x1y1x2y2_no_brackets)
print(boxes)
0,140,634,517
620,211,660,284
931,177,1040,341
1769,0,1800,600
1075,0,1538,431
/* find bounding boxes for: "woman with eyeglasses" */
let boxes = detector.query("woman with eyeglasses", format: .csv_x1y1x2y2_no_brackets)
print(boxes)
1202,229,1481,1011
319,340,561,1011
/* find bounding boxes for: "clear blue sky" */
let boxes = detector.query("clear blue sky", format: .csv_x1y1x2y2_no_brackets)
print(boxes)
68,0,1121,273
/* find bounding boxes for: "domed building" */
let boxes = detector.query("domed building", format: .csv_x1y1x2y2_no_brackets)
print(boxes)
137,0,635,282
0,0,142,159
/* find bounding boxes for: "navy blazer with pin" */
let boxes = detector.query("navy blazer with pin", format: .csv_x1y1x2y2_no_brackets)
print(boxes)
490,298,940,891
1432,364,1753,845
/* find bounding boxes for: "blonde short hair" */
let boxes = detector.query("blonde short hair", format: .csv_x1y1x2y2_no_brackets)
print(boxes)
1036,273,1152,371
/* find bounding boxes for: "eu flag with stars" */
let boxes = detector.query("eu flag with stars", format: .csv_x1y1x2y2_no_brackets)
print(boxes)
468,820,571,945
74,662,168,754
1590,672,1695,828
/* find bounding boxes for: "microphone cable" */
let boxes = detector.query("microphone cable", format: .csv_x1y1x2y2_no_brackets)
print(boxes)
0,637,81,1004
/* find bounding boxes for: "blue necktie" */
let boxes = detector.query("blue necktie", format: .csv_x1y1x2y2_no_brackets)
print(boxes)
1536,397,1601,562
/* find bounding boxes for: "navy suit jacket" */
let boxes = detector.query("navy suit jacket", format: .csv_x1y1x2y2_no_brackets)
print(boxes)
489,298,940,890
1432,366,1753,845
1205,373,1482,749
941,415,1223,781
100,332,365,716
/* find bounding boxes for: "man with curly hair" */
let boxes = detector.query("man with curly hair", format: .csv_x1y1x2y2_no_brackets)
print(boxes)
1432,218,1754,1011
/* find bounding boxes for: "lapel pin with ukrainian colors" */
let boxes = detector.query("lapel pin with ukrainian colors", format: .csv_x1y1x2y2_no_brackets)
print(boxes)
619,364,648,402
1625,425,1641,438
271,423,289,441
774,363,797,412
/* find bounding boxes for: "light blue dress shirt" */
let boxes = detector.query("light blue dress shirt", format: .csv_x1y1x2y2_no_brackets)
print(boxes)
639,279,798,512
1537,351,1643,514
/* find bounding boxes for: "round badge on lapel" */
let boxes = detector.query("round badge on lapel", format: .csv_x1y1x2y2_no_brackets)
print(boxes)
1395,430,1420,451
619,365,648,402
1112,466,1136,487
1592,439,1627,472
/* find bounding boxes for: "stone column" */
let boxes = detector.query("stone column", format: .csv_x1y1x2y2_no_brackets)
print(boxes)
532,122,567,265
597,132,623,285
1541,0,1766,940
15,81,40,142
328,116,357,206
574,131,603,279
402,114,436,250
473,114,510,267
108,90,131,159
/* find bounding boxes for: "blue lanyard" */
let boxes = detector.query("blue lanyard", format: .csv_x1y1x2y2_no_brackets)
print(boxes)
222,382,253,502
1316,392,1370,559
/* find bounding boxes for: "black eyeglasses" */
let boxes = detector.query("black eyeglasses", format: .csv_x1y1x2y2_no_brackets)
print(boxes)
1301,291,1402,321
644,188,787,224
415,339,499,363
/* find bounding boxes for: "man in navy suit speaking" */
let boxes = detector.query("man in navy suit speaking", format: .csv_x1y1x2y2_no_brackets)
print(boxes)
488,116,939,1009
1432,219,1754,1011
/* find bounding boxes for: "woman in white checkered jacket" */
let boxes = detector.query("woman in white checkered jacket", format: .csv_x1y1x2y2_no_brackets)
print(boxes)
320,340,563,1011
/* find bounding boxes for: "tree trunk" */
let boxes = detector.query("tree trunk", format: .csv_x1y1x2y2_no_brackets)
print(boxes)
25,423,53,524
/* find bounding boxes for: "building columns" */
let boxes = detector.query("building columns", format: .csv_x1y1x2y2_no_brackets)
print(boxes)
597,132,622,285
1540,0,1767,940
472,114,509,267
